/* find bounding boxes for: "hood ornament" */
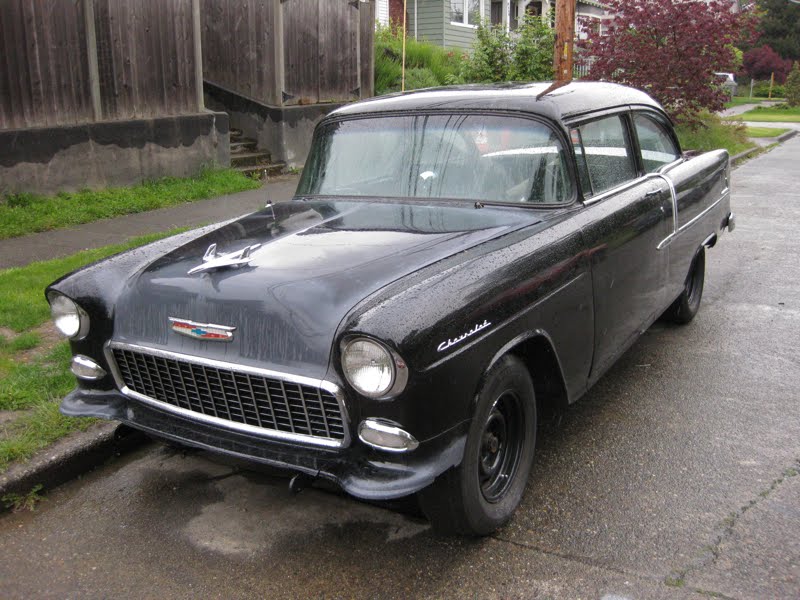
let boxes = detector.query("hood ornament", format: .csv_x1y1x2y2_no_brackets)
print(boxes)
187,243,262,275
169,317,235,342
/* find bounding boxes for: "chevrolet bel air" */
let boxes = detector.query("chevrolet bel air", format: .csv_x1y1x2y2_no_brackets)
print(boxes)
49,82,734,535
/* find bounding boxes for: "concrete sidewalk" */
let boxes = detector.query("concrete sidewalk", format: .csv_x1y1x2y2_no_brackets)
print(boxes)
0,174,300,270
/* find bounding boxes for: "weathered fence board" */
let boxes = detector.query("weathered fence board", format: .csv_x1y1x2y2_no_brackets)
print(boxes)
94,0,199,120
201,0,278,105
0,0,93,129
282,0,321,104
1,0,200,130
202,0,374,107
359,0,375,99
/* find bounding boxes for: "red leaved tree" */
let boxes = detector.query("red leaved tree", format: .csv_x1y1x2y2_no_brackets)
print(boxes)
580,0,758,123
743,45,793,83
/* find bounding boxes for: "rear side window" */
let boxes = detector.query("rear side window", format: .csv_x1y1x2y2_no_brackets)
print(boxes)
571,115,636,197
633,113,681,173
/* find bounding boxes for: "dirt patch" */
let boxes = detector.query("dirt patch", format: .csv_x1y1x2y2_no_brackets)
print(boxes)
15,322,62,364
0,409,32,439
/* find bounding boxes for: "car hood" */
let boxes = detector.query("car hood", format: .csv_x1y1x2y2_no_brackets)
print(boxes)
112,199,542,379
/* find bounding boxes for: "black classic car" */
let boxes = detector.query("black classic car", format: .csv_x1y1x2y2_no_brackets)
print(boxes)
48,82,734,535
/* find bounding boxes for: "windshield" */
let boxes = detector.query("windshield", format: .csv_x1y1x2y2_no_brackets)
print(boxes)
297,114,573,204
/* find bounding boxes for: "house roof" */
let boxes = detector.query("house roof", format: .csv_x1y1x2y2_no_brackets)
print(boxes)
331,81,662,122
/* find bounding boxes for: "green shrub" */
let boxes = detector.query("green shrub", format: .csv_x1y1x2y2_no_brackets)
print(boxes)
675,111,752,155
404,68,440,90
461,22,512,82
461,14,555,83
374,23,466,94
751,80,785,98
785,62,800,107
509,14,555,81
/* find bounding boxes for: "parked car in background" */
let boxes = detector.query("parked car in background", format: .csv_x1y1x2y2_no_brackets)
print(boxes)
48,82,734,535
715,72,738,99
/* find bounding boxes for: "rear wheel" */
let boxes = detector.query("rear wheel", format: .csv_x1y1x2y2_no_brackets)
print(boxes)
419,354,537,535
664,247,705,324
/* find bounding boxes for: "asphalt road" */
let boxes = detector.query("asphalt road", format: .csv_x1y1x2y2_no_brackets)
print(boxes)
1,140,799,599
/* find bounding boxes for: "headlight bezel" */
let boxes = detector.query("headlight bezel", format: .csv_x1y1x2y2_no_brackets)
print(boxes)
340,336,408,400
47,291,90,340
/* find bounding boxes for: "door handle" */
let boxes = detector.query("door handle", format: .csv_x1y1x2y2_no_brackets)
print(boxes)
645,190,662,197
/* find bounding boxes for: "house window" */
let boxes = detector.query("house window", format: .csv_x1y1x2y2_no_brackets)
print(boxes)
451,0,483,27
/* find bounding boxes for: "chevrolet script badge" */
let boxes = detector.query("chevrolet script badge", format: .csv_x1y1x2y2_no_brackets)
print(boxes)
169,318,236,342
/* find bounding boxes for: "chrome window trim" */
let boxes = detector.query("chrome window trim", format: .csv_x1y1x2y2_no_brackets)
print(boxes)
582,177,646,206
104,341,350,449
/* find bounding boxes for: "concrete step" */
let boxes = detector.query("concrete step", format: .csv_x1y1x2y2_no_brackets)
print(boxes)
235,162,287,179
231,151,273,168
231,139,258,153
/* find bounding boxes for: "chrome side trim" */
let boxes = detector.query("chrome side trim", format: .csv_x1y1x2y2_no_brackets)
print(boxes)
582,177,646,207
104,341,350,449
645,172,678,250
678,196,724,236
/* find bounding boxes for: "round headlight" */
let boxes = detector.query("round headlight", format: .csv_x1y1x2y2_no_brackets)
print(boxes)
49,293,88,339
341,338,398,398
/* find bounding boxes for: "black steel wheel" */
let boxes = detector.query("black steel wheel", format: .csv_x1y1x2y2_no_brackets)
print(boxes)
419,354,537,536
478,392,524,503
664,247,705,324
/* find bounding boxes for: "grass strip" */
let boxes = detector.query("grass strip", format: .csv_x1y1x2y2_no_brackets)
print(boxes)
0,228,187,333
0,398,95,471
723,96,767,108
0,168,259,240
746,126,791,138
0,343,74,411
731,105,800,122
676,112,754,156
0,227,189,470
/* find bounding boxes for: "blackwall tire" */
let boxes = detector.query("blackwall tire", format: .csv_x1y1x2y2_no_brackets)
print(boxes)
665,247,705,325
418,354,537,535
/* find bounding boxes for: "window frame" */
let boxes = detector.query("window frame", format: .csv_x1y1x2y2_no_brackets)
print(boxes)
568,111,639,202
298,109,579,209
629,110,684,176
450,0,485,28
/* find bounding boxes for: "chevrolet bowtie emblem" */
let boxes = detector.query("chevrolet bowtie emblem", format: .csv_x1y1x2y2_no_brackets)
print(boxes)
169,318,236,342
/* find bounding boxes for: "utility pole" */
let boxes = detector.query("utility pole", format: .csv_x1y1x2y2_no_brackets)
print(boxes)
553,0,577,83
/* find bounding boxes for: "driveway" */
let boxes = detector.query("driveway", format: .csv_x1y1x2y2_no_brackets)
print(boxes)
1,140,799,599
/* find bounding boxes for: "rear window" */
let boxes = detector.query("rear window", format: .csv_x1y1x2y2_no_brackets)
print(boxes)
297,114,573,205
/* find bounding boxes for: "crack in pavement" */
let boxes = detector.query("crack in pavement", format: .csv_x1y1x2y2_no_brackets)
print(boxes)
490,532,659,582
664,459,800,593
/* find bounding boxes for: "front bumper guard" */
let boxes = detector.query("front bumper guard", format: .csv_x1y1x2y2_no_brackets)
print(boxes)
60,388,467,501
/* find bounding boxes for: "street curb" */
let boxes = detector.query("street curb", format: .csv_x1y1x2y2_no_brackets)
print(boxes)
0,421,147,508
731,146,762,167
732,129,798,167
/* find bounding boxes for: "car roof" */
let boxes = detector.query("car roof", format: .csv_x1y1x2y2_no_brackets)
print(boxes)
330,81,664,122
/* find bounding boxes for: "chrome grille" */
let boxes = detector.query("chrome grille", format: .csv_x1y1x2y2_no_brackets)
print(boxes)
110,347,345,443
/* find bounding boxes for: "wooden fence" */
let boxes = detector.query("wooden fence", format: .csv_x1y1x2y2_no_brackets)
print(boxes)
0,0,203,131
202,0,375,107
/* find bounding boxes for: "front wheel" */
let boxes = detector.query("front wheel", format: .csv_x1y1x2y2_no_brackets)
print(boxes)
664,247,705,324
418,354,537,535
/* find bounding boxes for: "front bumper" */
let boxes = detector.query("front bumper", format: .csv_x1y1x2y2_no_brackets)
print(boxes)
60,388,468,500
